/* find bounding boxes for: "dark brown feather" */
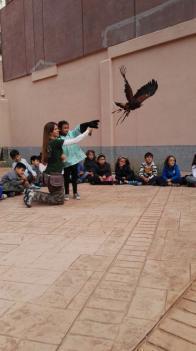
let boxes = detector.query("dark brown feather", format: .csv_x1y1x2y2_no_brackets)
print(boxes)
114,102,126,109
120,66,133,101
134,79,158,103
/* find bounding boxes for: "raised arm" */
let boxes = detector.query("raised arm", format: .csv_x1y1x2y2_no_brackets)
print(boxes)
63,128,90,146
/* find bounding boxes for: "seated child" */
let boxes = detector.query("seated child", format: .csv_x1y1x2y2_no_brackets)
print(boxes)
115,157,135,184
186,154,196,187
30,155,44,186
138,152,158,185
77,162,89,183
158,155,182,186
38,152,47,173
0,162,29,196
10,149,37,182
84,150,97,171
90,154,113,185
83,150,97,182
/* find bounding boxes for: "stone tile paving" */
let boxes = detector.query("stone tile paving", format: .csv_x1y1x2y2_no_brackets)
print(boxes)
136,280,196,351
0,175,195,350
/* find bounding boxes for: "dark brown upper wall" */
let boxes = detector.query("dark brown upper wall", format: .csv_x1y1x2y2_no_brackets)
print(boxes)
83,0,135,55
1,0,196,81
32,0,44,66
24,0,35,74
1,0,27,81
43,0,83,65
135,0,196,36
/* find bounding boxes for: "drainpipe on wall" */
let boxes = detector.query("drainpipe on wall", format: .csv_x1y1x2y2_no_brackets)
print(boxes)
100,58,115,165
0,61,11,156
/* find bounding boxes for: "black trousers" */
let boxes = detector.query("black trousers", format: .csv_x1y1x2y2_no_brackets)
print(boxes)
64,164,78,194
138,176,158,185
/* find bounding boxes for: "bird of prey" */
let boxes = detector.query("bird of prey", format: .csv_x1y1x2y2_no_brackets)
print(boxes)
113,66,158,125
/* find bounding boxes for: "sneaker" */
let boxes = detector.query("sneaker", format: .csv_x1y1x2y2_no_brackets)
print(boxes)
0,194,7,200
73,193,80,200
64,194,70,201
24,188,34,208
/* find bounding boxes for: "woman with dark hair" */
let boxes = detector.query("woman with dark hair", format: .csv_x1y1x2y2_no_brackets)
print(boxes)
23,122,91,207
186,154,196,187
115,156,135,184
158,155,183,186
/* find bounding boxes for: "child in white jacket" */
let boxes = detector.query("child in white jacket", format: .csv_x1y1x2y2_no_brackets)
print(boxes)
186,154,196,187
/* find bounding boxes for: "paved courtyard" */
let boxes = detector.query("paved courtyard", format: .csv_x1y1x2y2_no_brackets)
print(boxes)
0,177,195,350
137,280,196,351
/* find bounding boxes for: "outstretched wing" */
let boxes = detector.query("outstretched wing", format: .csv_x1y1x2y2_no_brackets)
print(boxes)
114,101,126,109
120,66,133,102
134,79,158,103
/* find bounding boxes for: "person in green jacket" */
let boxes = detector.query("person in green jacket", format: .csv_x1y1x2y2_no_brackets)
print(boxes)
58,119,99,200
24,122,91,208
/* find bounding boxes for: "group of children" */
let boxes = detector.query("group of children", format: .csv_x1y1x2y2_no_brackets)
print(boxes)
0,149,196,202
0,129,195,203
77,151,196,188
0,150,45,199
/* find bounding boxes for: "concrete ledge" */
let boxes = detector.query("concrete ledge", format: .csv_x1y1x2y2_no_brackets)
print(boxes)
32,65,58,82
8,145,196,172
108,18,196,59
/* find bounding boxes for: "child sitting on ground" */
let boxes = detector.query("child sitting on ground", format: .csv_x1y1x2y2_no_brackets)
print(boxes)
186,154,196,187
138,152,158,185
80,150,97,183
38,153,47,173
77,162,88,183
10,149,37,182
30,155,44,186
0,162,29,196
90,154,113,185
115,156,135,184
84,150,97,172
158,155,183,186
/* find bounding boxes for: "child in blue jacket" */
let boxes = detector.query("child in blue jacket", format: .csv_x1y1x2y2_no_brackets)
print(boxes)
159,155,183,186
58,119,99,200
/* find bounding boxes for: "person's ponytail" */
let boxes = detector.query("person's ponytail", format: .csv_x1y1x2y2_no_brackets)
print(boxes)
42,122,57,164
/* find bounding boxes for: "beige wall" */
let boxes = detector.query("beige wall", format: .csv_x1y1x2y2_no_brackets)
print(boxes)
4,51,107,147
113,35,196,146
3,19,196,148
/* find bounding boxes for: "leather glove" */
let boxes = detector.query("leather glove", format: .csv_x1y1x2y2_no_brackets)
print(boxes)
80,120,100,133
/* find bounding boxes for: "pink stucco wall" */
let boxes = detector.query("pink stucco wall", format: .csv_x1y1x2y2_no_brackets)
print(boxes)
0,63,11,145
113,35,196,146
2,19,196,148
